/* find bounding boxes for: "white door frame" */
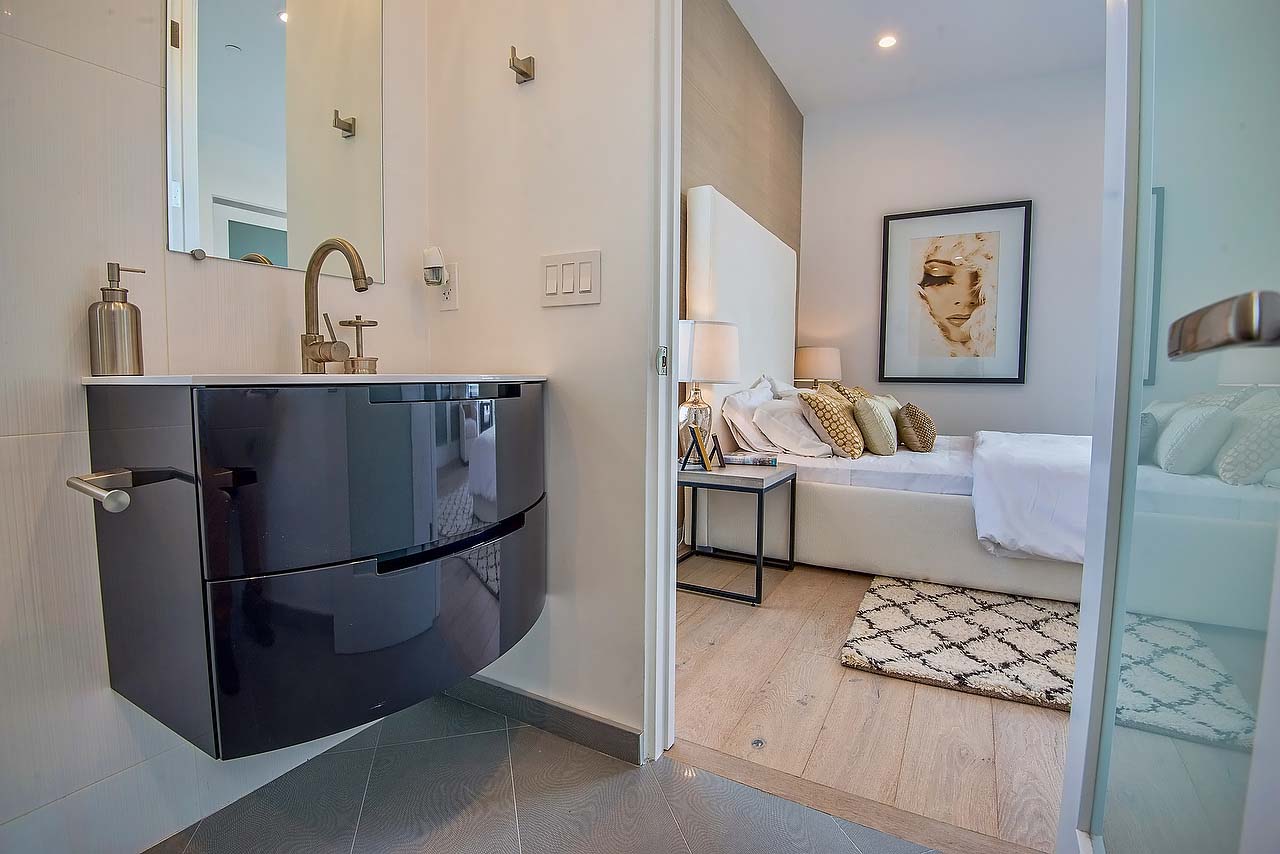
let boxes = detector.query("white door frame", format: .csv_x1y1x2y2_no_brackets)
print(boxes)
1056,0,1143,850
643,0,682,762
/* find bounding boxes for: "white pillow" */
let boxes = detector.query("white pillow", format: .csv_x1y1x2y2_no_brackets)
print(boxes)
753,397,832,457
720,385,779,453
1154,404,1234,475
754,374,799,399
1213,389,1280,485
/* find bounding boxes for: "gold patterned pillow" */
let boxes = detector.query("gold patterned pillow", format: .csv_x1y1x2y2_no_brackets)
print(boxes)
821,382,871,405
798,391,864,458
852,396,898,455
896,403,936,452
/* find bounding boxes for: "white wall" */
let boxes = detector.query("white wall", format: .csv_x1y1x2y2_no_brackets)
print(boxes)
425,0,659,731
799,68,1105,436
0,0,429,850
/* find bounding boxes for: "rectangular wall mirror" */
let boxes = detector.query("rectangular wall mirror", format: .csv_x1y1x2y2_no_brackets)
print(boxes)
165,0,385,281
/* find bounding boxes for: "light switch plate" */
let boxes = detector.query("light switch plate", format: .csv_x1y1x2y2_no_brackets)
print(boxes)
540,251,602,307
439,263,459,311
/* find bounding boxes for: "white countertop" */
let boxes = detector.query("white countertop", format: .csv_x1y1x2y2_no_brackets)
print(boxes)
83,373,547,386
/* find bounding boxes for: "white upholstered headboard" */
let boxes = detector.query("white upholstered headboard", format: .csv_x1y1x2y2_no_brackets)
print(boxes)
685,185,797,448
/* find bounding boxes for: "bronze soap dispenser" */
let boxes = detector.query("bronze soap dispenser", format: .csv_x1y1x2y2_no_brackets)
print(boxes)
88,262,146,376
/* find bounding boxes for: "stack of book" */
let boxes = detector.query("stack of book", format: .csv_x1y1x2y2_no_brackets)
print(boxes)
722,452,778,466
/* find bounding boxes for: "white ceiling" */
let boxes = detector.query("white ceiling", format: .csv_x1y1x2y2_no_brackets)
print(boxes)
726,0,1105,114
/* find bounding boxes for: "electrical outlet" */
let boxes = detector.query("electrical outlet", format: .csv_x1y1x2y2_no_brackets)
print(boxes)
439,263,460,311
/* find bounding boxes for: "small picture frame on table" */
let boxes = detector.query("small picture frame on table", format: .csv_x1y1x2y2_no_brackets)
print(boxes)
680,424,724,471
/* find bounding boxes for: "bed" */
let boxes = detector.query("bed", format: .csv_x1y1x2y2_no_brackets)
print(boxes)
684,185,1086,603
692,440,1086,603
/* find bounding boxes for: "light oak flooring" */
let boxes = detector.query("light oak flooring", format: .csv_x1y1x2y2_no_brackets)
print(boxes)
676,555,1070,854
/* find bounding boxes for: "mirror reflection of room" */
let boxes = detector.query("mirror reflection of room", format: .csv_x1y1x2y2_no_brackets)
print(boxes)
168,0,384,279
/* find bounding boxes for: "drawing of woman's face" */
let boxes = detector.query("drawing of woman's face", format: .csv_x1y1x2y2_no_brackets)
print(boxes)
918,261,981,344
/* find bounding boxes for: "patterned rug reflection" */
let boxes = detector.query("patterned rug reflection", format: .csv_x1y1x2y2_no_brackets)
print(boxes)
841,576,1255,748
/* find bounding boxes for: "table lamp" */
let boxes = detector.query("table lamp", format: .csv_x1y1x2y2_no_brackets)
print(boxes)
795,346,842,387
678,320,741,452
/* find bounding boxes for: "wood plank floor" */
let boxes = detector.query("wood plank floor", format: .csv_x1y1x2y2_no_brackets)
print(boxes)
675,557,1070,853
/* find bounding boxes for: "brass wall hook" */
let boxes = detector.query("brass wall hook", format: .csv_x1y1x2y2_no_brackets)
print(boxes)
332,109,356,138
509,46,535,84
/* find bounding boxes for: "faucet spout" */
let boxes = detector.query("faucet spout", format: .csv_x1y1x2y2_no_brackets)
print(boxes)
301,238,372,373
304,238,372,336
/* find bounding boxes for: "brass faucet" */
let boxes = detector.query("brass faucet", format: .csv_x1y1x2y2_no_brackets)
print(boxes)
300,238,373,373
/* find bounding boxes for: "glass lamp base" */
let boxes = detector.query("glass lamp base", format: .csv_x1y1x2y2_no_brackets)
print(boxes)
678,385,714,458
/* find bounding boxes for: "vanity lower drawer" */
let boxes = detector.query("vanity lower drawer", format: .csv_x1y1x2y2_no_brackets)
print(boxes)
206,498,546,759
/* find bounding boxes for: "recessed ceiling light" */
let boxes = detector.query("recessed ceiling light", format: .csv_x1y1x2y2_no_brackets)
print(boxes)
877,34,898,49
277,10,288,22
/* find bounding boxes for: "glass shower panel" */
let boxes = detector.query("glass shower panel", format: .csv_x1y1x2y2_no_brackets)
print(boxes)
1091,1,1280,852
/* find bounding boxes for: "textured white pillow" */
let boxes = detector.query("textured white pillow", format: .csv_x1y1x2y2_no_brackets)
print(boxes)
1154,404,1234,475
753,397,832,457
1213,390,1280,485
721,385,780,453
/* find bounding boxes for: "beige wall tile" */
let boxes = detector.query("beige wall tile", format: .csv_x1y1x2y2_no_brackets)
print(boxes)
0,744,198,854
0,432,183,824
0,36,169,437
0,0,165,85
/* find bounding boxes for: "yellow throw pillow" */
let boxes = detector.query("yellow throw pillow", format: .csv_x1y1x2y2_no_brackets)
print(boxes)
896,403,937,452
821,382,871,405
852,396,898,455
798,391,864,458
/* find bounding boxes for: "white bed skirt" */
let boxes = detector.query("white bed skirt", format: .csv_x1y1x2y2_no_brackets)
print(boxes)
691,480,1084,603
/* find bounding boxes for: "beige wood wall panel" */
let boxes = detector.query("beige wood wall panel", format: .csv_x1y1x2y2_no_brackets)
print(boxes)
0,35,169,437
680,0,803,318
895,685,999,836
992,701,1068,853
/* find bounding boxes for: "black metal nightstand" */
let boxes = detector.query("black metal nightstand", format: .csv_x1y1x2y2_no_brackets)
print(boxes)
677,463,797,605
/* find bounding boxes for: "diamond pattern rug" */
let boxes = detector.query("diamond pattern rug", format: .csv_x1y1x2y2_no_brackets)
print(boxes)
841,576,1255,748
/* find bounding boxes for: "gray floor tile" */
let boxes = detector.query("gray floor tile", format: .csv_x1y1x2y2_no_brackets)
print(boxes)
651,756,857,854
324,720,382,754
186,749,373,854
509,727,690,854
142,823,198,854
377,695,508,747
351,730,518,854
835,819,933,854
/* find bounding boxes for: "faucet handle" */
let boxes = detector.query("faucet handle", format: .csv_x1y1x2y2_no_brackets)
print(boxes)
322,312,339,342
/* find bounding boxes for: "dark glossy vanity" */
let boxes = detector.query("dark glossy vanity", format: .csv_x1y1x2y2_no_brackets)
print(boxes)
78,375,546,759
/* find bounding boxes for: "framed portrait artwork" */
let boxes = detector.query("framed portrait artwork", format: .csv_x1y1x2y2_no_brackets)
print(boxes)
879,200,1032,383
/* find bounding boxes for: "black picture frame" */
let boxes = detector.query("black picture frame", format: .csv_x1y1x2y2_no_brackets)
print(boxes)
878,200,1032,384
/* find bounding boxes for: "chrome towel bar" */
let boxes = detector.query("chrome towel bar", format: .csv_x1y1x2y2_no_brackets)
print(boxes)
66,467,185,513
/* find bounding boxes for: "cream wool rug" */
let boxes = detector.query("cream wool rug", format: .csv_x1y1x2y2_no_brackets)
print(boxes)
841,576,1256,748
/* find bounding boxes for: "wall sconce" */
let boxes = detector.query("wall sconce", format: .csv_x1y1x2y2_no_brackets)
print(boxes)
423,247,449,287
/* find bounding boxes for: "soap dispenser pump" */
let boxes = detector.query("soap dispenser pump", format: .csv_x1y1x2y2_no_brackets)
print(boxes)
89,262,146,376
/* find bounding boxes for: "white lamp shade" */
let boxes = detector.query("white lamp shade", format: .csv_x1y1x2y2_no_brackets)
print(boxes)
795,346,842,381
678,320,740,384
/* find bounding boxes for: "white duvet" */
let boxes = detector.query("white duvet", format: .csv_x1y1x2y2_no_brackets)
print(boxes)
971,431,1092,563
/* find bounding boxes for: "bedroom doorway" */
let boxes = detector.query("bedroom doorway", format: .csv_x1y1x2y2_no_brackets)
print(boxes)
664,1,1105,853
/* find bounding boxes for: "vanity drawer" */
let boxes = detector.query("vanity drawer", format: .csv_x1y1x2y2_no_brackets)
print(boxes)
206,499,546,759
195,383,544,579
